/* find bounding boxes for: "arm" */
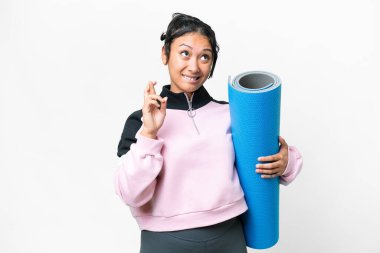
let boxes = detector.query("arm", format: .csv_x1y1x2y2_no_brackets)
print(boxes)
115,132,164,207
115,81,167,207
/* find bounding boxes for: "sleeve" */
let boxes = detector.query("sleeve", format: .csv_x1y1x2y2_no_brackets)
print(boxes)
114,111,164,207
280,146,303,186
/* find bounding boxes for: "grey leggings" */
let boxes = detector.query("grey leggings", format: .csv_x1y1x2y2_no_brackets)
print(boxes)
140,216,248,253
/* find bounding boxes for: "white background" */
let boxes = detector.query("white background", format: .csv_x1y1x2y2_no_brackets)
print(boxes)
1,0,380,252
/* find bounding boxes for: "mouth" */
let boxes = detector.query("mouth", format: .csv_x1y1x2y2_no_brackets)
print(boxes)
182,74,201,82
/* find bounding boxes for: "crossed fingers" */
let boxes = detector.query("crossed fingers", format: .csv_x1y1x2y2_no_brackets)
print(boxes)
143,81,166,111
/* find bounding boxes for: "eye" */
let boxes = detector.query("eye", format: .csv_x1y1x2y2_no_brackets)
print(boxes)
180,51,190,57
201,54,211,61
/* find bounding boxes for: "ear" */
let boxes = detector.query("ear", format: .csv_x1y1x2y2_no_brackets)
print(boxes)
161,46,168,65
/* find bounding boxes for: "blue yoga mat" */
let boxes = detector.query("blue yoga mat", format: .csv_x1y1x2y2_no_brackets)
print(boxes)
228,71,281,249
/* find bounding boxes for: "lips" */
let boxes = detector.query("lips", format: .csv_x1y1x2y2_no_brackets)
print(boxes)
182,74,200,83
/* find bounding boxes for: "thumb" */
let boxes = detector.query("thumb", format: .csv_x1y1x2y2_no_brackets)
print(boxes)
279,136,288,147
160,97,168,113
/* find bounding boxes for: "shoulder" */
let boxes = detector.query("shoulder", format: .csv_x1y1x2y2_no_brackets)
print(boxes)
121,109,143,135
117,109,143,157
126,109,143,124
211,98,229,105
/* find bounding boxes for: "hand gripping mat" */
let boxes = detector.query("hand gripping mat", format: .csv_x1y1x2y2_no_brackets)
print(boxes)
228,71,281,249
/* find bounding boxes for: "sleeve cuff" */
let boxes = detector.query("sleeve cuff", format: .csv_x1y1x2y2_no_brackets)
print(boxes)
280,145,303,185
135,132,164,155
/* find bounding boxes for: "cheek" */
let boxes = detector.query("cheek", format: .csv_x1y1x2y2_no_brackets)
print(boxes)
171,59,186,72
168,61,183,77
202,63,212,73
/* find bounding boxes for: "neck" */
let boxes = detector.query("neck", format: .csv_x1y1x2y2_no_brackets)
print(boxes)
169,85,194,99
185,92,194,99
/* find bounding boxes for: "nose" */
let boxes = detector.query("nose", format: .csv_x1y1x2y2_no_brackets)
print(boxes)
188,57,200,73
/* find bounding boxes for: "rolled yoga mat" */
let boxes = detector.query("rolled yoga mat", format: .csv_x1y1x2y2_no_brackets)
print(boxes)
228,71,281,249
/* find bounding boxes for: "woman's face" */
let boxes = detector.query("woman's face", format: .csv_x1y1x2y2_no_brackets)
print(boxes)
162,32,213,96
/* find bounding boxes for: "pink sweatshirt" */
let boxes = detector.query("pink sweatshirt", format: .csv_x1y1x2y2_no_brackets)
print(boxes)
114,85,303,232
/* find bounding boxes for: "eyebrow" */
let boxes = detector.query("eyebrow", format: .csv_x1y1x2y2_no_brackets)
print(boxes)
179,43,212,53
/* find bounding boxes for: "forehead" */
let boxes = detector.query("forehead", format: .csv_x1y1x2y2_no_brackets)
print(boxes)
171,32,211,49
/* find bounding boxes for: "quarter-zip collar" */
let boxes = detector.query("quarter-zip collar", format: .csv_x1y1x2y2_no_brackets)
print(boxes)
159,85,213,110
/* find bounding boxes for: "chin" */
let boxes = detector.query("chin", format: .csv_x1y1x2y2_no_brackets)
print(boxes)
185,83,203,92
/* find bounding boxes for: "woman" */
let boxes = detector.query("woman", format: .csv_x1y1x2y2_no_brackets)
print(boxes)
115,13,302,253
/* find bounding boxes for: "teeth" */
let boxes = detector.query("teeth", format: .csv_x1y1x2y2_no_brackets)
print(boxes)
183,75,199,81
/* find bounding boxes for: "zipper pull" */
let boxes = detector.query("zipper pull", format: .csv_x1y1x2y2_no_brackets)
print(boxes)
184,93,200,135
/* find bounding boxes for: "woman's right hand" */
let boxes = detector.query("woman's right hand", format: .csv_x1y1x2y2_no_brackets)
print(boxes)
140,81,168,139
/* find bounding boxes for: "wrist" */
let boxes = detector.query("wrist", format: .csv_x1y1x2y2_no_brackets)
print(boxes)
140,129,157,139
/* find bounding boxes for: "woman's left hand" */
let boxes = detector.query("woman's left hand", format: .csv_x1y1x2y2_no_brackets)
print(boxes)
255,136,289,179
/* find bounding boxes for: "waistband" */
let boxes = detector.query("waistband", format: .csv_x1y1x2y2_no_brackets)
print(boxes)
143,216,241,242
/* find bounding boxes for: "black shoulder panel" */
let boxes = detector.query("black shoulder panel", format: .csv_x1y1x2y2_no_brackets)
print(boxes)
211,98,229,105
117,110,143,157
